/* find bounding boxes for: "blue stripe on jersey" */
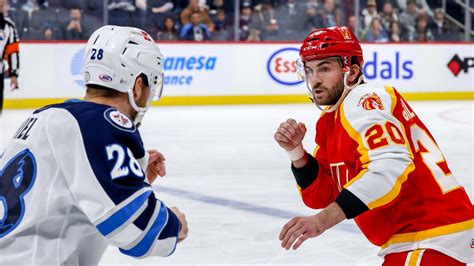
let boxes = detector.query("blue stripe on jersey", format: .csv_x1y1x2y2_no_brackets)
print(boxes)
96,190,152,236
119,202,168,257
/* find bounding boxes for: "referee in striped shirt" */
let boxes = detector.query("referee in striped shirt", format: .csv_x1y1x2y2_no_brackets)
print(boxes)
0,0,19,115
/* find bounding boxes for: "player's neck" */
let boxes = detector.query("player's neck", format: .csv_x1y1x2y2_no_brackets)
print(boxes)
84,95,136,119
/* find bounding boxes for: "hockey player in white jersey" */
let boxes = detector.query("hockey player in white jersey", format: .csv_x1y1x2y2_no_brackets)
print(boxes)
0,25,188,265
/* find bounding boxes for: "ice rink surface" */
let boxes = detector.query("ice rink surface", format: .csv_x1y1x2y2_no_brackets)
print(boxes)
1,101,473,266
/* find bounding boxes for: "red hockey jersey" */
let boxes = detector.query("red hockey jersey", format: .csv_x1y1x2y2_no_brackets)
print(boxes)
299,83,473,262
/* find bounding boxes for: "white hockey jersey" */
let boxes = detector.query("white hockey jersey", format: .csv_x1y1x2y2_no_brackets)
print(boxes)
0,100,181,265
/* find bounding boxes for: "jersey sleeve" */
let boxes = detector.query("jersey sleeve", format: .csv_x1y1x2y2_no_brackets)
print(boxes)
46,108,181,258
337,87,414,216
5,21,20,77
292,118,340,209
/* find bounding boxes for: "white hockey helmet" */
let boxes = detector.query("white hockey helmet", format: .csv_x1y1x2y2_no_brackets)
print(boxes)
83,25,164,125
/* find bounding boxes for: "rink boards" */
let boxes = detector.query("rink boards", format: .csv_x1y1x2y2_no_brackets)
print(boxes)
4,42,474,109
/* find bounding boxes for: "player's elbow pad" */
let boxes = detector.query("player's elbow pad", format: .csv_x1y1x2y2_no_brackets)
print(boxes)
94,190,181,258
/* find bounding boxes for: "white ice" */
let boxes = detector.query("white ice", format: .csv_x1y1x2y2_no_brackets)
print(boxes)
1,101,472,266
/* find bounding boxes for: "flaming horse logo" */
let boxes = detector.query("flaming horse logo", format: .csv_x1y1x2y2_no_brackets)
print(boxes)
358,93,385,110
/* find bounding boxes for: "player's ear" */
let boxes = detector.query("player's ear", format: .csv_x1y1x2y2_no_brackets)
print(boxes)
132,76,144,99
347,64,361,84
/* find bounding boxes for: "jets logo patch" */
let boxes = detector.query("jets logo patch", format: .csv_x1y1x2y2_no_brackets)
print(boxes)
358,93,384,111
104,109,135,132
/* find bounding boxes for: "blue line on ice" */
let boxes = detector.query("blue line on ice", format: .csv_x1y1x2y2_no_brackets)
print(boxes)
155,186,359,233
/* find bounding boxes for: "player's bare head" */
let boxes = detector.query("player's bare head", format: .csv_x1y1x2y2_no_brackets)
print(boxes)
83,26,164,126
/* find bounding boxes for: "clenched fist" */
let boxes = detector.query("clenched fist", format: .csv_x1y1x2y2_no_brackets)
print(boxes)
170,207,188,243
146,150,166,184
274,118,307,151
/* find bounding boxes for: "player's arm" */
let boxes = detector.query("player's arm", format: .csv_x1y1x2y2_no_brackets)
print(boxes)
335,92,413,219
46,109,185,258
5,21,20,78
275,118,339,209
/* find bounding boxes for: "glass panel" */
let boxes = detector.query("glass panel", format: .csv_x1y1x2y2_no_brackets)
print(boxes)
7,0,469,42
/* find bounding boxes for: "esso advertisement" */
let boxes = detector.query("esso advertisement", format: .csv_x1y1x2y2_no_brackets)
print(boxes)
267,47,303,86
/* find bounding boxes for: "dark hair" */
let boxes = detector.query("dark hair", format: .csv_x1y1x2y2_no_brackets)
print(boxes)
138,73,149,87
189,11,202,19
86,74,149,96
70,4,82,11
86,85,122,97
162,16,177,33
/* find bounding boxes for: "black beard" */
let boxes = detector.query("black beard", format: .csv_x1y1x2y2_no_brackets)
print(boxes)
314,79,345,106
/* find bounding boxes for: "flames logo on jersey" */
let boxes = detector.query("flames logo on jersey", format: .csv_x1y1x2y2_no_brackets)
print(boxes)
358,93,384,111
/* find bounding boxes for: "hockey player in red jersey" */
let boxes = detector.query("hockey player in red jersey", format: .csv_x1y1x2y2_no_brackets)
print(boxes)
274,26,473,265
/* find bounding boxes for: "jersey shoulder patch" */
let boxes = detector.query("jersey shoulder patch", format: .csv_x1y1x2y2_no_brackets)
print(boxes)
103,108,136,132
357,92,385,111
344,84,392,114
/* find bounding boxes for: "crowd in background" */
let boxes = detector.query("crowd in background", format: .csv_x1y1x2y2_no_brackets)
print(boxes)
4,0,470,42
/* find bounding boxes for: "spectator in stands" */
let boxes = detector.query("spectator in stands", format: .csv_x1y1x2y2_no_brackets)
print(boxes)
379,1,398,30
399,0,418,34
180,0,214,31
305,0,318,9
108,0,136,12
361,0,378,30
180,11,211,41
363,17,389,42
83,0,104,18
250,0,279,40
318,0,343,27
303,5,325,32
207,0,233,14
156,16,178,40
61,6,91,40
239,2,252,40
347,15,365,38
211,9,230,40
409,15,434,42
148,0,174,14
397,0,432,17
247,28,261,41
136,0,147,11
213,9,229,31
4,0,28,39
173,0,188,10
147,0,175,35
429,8,457,41
20,0,36,13
42,25,58,40
275,0,305,40
347,14,356,33
108,0,136,26
388,21,404,42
